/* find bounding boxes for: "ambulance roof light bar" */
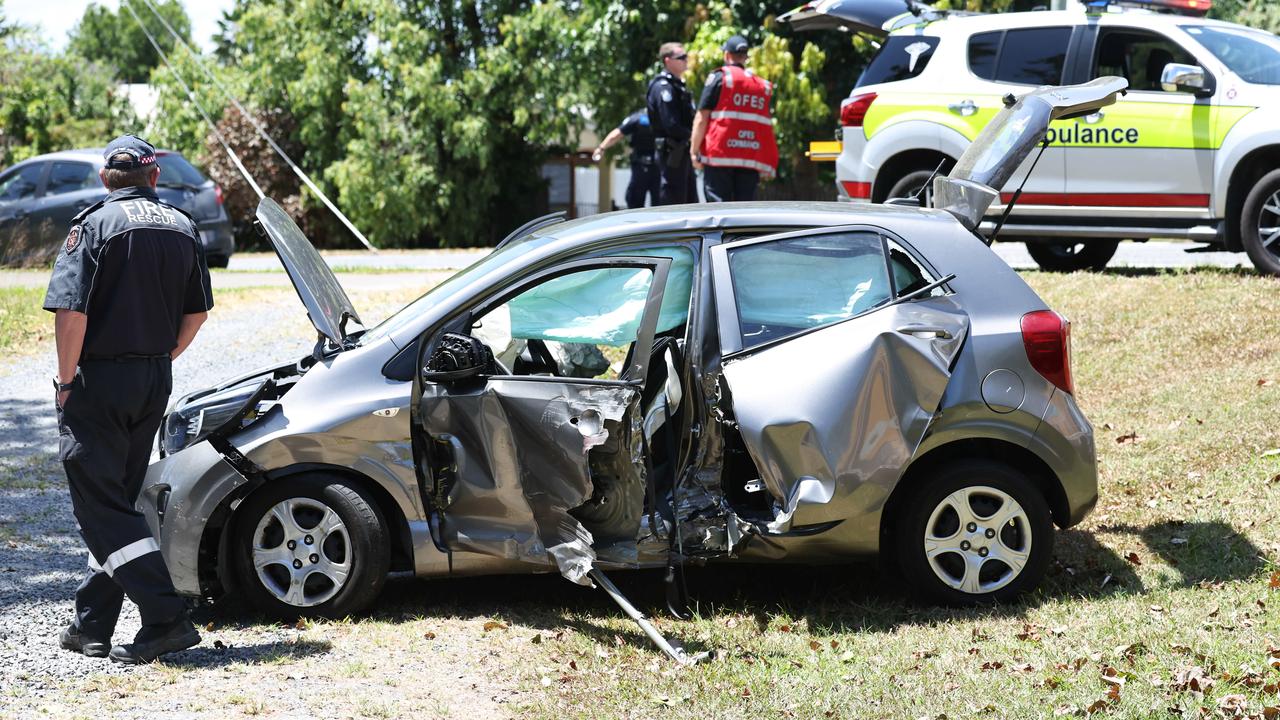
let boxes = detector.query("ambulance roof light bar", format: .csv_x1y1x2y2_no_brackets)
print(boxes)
1083,0,1211,17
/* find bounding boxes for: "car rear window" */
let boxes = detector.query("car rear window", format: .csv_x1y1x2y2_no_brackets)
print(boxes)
969,27,1071,85
155,153,208,186
726,231,892,351
857,36,941,88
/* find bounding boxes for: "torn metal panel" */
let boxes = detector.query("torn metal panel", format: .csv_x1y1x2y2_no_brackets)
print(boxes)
418,379,639,584
721,298,970,531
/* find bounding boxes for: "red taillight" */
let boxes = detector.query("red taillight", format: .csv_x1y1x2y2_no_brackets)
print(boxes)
840,92,877,127
214,185,224,205
1020,310,1073,395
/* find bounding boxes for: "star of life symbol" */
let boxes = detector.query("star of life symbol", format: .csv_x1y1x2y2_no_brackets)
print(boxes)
905,42,931,73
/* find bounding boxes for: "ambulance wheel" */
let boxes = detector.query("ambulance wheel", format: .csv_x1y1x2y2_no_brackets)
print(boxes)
884,169,938,207
1025,240,1118,272
1240,169,1280,276
231,473,389,619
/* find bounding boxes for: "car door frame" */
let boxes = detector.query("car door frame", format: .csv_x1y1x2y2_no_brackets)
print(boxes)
0,161,51,244
410,254,673,576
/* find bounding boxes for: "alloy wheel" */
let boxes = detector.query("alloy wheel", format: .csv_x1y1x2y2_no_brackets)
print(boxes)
252,498,352,607
922,486,1031,595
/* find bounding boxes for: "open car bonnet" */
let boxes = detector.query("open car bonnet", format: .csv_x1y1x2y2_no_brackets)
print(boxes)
933,77,1129,231
777,0,937,36
255,197,362,346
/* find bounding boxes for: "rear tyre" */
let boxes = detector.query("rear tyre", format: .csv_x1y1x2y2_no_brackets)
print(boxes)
231,474,389,619
1239,168,1280,276
894,459,1053,605
1025,240,1119,272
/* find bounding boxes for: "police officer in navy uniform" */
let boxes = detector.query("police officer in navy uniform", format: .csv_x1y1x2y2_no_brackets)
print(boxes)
45,135,212,664
592,109,660,209
646,42,698,205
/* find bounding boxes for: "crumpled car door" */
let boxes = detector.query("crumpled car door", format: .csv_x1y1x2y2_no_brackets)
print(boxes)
709,226,969,534
413,257,672,585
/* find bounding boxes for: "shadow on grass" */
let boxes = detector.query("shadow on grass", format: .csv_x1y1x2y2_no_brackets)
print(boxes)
173,520,1273,656
159,637,333,669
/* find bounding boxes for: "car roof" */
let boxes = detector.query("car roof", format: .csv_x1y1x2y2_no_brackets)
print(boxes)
529,201,959,246
899,8,1247,36
2,147,187,171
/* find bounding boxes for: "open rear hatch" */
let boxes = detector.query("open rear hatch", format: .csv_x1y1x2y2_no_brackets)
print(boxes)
777,0,938,35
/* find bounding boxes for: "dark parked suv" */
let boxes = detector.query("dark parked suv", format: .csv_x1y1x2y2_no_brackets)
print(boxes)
0,148,235,266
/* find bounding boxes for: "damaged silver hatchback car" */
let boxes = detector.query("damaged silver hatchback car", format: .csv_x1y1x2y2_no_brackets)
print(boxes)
141,79,1123,620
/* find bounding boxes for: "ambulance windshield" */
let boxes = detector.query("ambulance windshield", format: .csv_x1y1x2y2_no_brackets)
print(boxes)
1185,25,1280,85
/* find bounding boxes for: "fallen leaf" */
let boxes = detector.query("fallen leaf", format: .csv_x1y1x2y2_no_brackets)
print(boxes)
1103,422,1114,431
779,624,792,633
1260,379,1275,387
742,687,752,697
483,620,509,632
981,661,1004,671
830,639,839,650
1124,553,1142,566
810,640,822,652
1116,432,1140,444
423,631,437,640
1269,571,1280,590
294,619,307,631
1086,699,1110,714
530,634,542,644
569,660,577,671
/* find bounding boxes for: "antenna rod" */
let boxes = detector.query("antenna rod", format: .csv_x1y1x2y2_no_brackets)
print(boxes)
121,1,264,199
134,0,378,252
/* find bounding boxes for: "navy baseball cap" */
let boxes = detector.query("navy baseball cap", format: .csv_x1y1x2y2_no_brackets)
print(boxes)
722,35,749,53
103,134,157,169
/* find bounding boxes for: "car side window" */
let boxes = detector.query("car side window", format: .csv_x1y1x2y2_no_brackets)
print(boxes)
0,164,44,202
726,231,892,351
471,266,655,378
46,162,98,196
857,36,941,87
969,28,1071,86
1094,29,1198,92
887,239,942,299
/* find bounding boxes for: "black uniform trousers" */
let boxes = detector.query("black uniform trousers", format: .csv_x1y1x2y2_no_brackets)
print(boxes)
58,356,185,640
703,167,759,203
626,160,661,209
659,147,698,206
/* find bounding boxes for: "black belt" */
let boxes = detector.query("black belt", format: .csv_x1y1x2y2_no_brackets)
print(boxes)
81,353,170,362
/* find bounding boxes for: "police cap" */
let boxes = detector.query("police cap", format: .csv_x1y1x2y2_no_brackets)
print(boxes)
103,134,157,169
722,35,749,54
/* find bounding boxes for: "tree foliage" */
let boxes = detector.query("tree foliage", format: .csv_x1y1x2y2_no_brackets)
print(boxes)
68,0,192,84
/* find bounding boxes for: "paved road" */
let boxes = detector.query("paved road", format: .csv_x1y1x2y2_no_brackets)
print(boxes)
224,240,1251,273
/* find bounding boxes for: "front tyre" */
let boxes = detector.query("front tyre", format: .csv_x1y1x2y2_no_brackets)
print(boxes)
1239,168,1280,276
231,474,389,619
894,460,1053,605
1025,240,1119,272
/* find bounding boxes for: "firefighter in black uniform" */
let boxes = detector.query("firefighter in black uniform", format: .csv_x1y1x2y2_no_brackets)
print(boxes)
45,135,212,664
592,109,660,209
646,42,698,205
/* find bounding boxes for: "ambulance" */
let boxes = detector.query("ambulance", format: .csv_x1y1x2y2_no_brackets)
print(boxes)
782,0,1280,274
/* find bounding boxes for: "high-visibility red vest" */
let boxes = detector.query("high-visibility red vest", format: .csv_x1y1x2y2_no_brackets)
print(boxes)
701,65,778,178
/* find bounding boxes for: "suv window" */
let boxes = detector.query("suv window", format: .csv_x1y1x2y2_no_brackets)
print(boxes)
1096,29,1198,92
969,28,1071,85
726,231,892,350
0,164,44,202
857,36,941,88
46,162,98,196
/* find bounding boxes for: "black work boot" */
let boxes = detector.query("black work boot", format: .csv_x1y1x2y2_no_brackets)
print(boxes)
59,623,110,658
108,619,200,665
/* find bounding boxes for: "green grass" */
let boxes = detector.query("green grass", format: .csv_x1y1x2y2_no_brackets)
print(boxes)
0,286,52,354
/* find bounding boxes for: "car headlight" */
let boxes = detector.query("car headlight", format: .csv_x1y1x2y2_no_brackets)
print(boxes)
161,379,269,456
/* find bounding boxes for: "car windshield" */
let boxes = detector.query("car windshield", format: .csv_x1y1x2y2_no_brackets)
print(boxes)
1183,25,1280,85
155,153,208,186
358,238,546,345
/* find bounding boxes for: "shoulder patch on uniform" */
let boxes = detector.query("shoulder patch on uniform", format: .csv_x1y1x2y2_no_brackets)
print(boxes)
662,90,673,102
65,225,81,253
